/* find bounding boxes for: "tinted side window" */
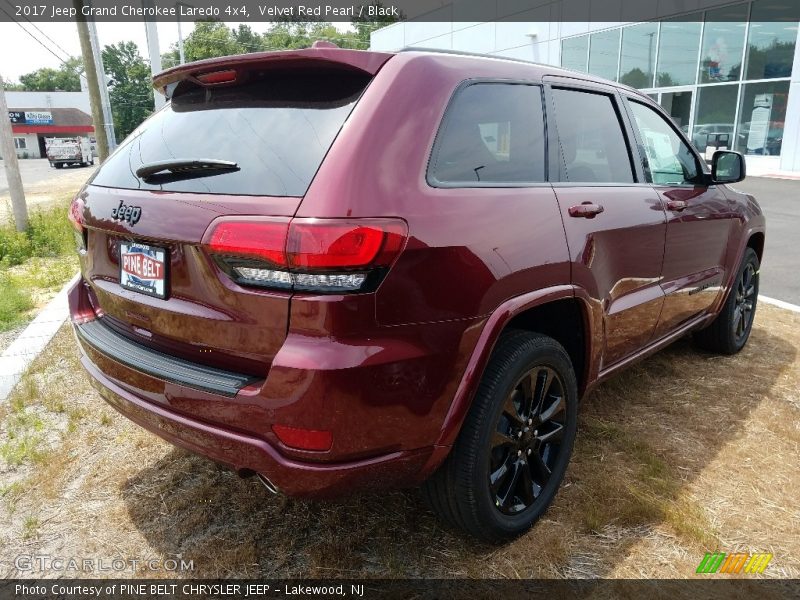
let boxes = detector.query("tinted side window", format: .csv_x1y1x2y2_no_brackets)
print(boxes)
551,88,634,184
429,83,546,185
628,100,700,185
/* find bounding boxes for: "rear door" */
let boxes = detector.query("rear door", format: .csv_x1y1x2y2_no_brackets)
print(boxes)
621,95,733,338
546,82,667,369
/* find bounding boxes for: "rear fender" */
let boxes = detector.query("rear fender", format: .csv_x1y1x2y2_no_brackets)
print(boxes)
419,284,597,478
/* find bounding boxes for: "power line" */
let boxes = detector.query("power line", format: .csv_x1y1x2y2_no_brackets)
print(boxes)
4,0,74,62
0,4,76,72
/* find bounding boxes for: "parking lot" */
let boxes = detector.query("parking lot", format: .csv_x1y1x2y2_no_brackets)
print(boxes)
733,177,800,304
0,159,97,224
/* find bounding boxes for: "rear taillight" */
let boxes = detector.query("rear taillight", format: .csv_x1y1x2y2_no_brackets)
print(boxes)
68,196,87,252
204,217,408,293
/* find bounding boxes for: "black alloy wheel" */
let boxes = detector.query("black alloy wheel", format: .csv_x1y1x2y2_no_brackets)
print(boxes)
490,366,567,515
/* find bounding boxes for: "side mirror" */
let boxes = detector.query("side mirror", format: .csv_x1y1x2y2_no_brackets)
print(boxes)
711,150,745,184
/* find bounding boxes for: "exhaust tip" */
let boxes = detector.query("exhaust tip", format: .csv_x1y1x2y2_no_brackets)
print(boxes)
256,473,280,495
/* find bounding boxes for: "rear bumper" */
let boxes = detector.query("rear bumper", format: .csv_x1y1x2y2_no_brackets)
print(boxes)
80,353,433,498
68,276,461,497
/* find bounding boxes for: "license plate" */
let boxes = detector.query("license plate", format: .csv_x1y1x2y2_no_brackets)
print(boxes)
119,242,167,299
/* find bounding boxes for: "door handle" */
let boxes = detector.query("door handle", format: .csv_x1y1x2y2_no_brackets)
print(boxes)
666,199,688,211
568,202,605,218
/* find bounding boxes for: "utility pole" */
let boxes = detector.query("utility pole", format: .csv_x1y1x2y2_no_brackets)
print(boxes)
143,0,166,109
87,18,116,151
0,76,28,232
73,0,109,161
177,10,186,64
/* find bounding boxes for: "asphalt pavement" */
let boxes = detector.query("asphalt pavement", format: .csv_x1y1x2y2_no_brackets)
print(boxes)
731,177,799,305
0,158,94,196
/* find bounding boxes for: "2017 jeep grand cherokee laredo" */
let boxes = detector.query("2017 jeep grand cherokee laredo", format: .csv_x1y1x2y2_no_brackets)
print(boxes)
68,44,765,541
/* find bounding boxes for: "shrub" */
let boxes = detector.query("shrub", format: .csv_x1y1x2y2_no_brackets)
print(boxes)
0,205,73,266
0,228,32,267
0,273,34,331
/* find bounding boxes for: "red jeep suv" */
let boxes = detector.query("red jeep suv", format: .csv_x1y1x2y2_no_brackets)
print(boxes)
68,45,765,541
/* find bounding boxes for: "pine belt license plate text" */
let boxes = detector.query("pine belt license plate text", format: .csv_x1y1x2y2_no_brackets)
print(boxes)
119,242,167,299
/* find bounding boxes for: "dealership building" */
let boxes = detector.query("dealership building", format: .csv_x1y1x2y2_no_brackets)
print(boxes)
371,0,800,174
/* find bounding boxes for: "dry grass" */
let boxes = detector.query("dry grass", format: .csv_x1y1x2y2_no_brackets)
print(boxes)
0,304,798,579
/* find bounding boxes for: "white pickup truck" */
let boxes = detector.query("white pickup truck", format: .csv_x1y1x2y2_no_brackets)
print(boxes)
45,137,95,169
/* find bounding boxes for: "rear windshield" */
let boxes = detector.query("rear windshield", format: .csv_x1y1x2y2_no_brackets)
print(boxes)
90,68,371,197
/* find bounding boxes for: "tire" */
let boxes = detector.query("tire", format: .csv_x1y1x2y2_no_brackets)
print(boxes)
694,247,759,355
54,163,63,169
422,330,578,542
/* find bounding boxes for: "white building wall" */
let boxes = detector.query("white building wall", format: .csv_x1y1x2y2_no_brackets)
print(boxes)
370,0,800,174
12,133,41,159
5,91,91,115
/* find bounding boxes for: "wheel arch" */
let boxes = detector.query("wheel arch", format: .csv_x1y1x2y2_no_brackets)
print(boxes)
747,231,765,262
422,285,595,478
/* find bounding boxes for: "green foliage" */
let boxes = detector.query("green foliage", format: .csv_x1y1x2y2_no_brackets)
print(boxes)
18,57,83,92
161,6,401,66
0,228,31,267
102,41,155,141
0,273,34,331
0,205,76,331
0,205,74,267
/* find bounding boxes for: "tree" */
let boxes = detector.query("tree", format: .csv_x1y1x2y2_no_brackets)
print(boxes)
161,7,401,65
18,57,83,92
102,42,154,141
351,1,403,46
162,20,245,65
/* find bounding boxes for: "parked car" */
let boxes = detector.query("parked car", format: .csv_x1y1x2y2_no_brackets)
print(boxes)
691,123,734,157
67,44,765,542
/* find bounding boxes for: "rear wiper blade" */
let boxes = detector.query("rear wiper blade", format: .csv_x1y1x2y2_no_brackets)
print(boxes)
135,159,239,181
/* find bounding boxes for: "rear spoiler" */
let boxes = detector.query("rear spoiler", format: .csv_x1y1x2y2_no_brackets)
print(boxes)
153,45,394,100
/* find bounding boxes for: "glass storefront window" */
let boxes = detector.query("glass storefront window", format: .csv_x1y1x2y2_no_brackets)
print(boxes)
693,85,738,157
736,80,789,156
589,29,620,81
656,16,702,86
660,91,693,134
699,5,748,83
744,0,800,80
620,22,658,88
562,35,589,72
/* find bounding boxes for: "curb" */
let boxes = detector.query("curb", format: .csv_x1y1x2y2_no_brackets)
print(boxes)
759,295,800,314
0,273,79,402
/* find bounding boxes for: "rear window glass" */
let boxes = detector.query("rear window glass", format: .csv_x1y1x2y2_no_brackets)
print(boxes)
428,83,546,185
90,68,371,197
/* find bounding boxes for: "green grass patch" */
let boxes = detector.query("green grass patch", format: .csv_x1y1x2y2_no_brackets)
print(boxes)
0,273,34,331
0,204,75,267
22,515,40,540
0,201,78,331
